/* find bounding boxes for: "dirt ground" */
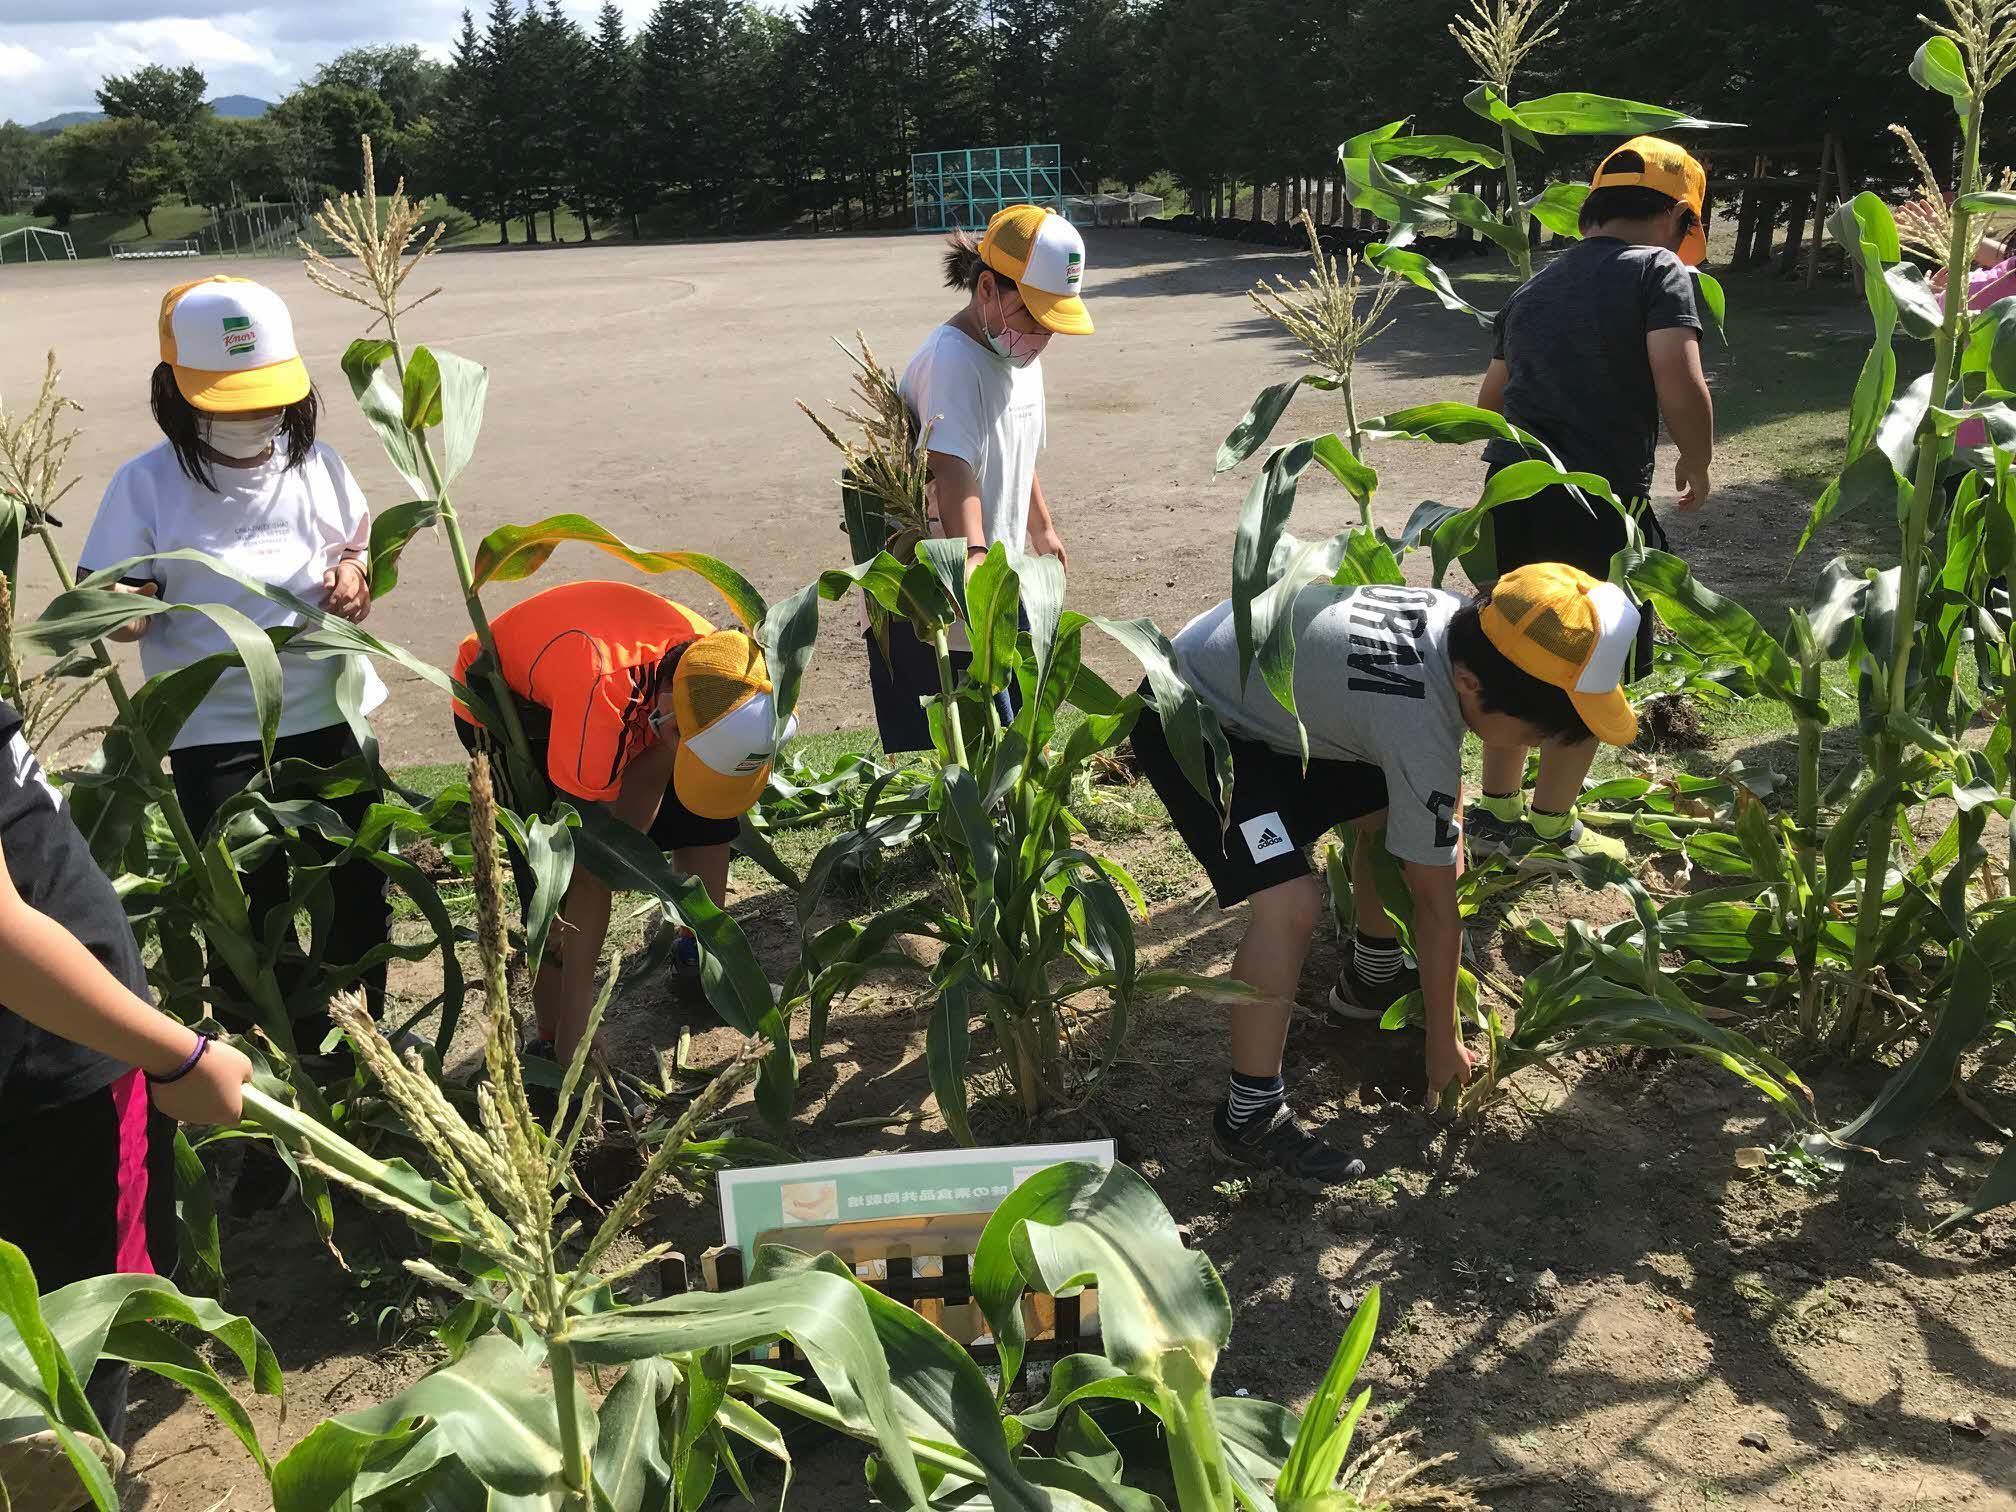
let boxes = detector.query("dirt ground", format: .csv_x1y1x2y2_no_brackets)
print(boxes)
8,234,2012,1510
5,227,1840,759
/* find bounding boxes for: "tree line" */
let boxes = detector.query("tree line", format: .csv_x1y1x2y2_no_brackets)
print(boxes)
0,0,1983,248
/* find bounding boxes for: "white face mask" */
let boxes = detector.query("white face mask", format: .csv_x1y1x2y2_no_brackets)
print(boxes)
981,286,1051,369
200,413,284,460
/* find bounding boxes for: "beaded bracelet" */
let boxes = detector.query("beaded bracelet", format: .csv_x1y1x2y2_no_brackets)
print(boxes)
148,1034,212,1085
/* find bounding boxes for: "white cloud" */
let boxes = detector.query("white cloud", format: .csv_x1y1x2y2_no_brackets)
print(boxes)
0,41,42,83
0,0,765,126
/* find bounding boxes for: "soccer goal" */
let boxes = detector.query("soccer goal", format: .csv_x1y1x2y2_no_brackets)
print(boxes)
0,226,78,264
111,237,201,260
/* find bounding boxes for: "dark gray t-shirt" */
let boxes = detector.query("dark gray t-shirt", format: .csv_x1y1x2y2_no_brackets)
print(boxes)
1482,237,1702,498
1172,584,1468,866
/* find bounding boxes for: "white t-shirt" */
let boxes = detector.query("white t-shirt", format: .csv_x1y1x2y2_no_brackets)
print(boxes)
898,323,1046,650
79,440,388,751
900,322,1046,554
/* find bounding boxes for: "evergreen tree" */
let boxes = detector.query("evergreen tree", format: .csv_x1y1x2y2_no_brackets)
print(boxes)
584,3,653,237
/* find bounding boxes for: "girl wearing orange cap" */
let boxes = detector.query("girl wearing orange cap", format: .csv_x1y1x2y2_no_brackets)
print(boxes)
868,204,1094,753
79,276,391,1057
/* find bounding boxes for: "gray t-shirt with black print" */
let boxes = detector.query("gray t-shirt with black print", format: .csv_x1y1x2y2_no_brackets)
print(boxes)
1171,584,1469,866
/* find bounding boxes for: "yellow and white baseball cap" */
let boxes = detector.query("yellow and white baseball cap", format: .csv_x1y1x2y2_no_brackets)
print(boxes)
979,205,1093,336
1481,563,1642,746
158,275,311,412
1592,136,1708,268
671,630,798,819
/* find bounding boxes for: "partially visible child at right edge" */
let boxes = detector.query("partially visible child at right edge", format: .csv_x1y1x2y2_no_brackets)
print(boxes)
1470,135,1718,853
0,698,252,1467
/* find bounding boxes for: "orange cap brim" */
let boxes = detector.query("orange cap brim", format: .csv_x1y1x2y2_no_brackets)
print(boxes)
1571,685,1639,746
1020,284,1094,335
672,742,769,820
174,358,311,412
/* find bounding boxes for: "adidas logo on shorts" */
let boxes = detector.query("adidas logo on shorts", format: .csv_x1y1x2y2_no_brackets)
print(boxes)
1238,812,1292,863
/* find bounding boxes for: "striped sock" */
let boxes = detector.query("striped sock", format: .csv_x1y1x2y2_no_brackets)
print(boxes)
1225,1071,1286,1130
1354,930,1403,984
1530,806,1577,840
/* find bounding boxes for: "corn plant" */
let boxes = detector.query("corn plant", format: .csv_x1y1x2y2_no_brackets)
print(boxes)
1607,5,2016,1226
771,528,1244,1137
0,1238,282,1512
0,355,106,753
302,137,803,1130
1218,211,1402,516
1340,2,1731,324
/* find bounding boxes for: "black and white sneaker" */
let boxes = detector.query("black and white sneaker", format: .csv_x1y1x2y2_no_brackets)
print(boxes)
1464,804,1525,859
1327,937,1421,1025
1464,806,1586,859
1208,1100,1366,1183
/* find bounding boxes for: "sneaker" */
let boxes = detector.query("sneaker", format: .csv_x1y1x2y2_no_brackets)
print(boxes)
671,929,701,981
1464,805,1585,859
1208,1100,1366,1184
1526,811,1586,850
1463,803,1525,859
1328,937,1420,1025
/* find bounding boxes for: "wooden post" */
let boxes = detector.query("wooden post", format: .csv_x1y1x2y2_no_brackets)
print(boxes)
1780,187,1813,274
1805,132,1836,289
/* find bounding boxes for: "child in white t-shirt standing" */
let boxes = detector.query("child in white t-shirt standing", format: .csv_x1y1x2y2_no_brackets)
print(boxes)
80,275,390,1052
867,204,1093,752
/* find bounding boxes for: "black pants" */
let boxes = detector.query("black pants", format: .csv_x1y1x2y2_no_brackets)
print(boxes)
453,710,738,950
865,619,1022,755
169,723,389,1040
1486,461,1661,683
0,1074,177,1445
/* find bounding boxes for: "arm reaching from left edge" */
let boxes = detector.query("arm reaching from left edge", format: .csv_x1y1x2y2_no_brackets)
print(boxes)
0,832,252,1123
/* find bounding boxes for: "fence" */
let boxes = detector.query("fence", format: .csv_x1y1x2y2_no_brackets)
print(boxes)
911,144,1073,231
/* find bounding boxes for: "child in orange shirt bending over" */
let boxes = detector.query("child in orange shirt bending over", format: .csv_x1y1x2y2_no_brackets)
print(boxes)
452,580,795,1062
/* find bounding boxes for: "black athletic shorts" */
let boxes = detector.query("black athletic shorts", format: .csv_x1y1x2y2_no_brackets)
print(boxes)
1487,460,1661,683
1129,694,1389,908
453,707,738,937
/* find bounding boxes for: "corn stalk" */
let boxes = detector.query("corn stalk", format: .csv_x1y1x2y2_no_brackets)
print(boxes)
1847,10,2006,1037
301,136,546,808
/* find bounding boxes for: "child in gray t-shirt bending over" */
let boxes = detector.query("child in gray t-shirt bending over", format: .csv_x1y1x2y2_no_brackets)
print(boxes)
1128,566,1644,1182
1470,135,1717,856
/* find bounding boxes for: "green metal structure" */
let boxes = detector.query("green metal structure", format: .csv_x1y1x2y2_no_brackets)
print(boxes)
910,144,1068,231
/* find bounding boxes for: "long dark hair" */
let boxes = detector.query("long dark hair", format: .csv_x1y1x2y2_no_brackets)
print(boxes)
150,361,320,491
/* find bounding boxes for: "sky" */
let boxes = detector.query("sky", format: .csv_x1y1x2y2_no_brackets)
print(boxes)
0,1,664,125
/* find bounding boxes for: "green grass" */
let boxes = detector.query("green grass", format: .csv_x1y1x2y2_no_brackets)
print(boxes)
0,202,216,260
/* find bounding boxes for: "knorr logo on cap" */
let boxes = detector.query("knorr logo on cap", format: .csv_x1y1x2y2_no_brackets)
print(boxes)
222,316,257,355
1065,251,1082,286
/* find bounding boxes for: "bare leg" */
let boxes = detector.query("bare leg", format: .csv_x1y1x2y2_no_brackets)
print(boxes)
1532,736,1598,815
1480,741,1529,798
672,843,732,909
1351,820,1395,940
1227,874,1325,1078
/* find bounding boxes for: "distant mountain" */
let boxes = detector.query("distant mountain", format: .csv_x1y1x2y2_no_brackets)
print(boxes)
27,96,271,134
27,110,99,134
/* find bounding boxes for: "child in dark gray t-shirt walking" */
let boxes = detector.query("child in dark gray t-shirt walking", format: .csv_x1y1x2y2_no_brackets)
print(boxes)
1470,135,1718,856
